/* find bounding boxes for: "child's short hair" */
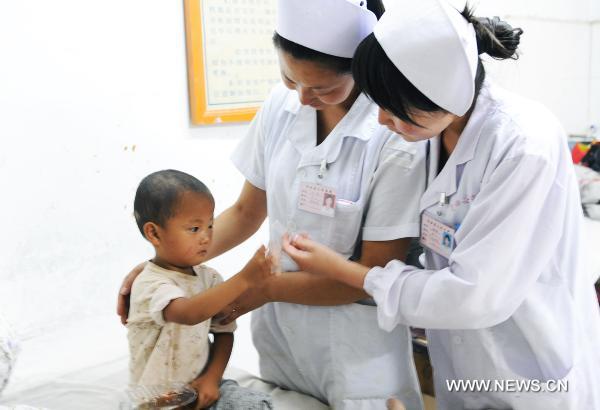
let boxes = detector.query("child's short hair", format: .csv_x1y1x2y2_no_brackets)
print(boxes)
134,169,214,237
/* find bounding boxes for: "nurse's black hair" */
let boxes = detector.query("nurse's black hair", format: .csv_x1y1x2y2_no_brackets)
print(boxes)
352,5,523,125
134,169,214,237
272,0,385,74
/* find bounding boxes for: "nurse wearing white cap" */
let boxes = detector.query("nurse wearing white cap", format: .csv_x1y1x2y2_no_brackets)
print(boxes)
283,1,600,409
119,0,426,408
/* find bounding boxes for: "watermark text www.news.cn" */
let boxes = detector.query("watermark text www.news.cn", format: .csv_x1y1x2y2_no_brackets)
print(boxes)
446,379,568,393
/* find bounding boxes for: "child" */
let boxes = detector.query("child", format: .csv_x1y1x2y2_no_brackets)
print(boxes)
127,169,272,409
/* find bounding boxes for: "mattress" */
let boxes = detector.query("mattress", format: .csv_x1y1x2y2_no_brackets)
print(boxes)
0,315,328,410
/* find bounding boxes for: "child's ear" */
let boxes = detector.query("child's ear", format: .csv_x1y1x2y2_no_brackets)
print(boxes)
143,222,161,246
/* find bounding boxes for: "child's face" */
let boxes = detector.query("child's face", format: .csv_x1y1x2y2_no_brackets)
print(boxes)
154,192,215,269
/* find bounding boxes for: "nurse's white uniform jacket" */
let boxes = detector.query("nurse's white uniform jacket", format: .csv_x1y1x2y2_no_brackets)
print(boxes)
364,81,600,409
232,84,427,410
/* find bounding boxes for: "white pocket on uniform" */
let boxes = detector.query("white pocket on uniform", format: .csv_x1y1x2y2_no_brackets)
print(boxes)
325,199,363,256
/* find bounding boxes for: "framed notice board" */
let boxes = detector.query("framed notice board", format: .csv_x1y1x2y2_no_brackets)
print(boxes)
184,0,280,125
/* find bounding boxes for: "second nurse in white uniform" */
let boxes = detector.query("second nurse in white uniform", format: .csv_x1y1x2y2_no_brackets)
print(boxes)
284,1,600,409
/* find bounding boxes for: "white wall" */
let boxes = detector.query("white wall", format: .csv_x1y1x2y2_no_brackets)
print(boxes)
0,0,597,386
448,0,600,134
0,0,264,380
591,21,600,127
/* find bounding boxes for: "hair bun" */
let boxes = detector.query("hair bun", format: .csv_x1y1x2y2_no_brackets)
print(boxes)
462,6,523,60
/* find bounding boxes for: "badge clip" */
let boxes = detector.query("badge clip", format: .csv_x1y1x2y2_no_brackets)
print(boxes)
318,159,328,179
438,192,448,207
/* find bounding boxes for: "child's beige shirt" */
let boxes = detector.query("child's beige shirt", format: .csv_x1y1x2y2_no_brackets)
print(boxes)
127,262,236,385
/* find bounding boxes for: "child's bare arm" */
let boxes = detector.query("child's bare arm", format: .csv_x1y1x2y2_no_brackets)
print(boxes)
163,275,248,325
163,247,270,326
203,332,233,383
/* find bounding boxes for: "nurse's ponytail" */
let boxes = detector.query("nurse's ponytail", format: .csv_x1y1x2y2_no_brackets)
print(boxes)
463,6,523,60
352,4,523,125
365,0,385,21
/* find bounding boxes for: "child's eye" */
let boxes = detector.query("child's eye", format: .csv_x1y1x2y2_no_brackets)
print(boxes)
208,224,213,229
190,227,199,233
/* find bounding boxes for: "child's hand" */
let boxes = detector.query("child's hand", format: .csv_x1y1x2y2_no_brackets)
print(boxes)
282,233,347,277
387,398,407,410
189,375,220,409
239,245,273,286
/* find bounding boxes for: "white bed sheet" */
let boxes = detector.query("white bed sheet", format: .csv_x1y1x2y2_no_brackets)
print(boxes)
0,314,328,409
0,359,329,410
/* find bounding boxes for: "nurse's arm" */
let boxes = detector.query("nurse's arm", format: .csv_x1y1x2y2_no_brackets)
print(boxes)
206,180,267,260
365,155,563,330
266,238,411,305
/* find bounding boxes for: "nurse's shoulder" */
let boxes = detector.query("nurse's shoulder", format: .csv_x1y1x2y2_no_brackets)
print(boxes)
259,82,299,119
483,83,565,165
246,82,300,147
376,127,427,171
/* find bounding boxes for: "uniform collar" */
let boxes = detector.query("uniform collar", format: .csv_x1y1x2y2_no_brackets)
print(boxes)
283,89,302,114
285,92,378,167
420,80,496,213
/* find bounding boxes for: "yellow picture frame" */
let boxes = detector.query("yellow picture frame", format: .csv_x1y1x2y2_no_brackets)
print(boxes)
183,0,279,125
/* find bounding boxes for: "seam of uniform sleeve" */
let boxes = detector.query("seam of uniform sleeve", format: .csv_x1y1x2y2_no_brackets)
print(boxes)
362,222,420,241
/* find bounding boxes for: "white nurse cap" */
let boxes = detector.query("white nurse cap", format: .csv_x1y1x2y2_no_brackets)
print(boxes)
276,0,377,58
374,0,479,116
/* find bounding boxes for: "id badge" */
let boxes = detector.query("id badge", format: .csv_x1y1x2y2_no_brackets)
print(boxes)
298,182,336,217
420,212,456,259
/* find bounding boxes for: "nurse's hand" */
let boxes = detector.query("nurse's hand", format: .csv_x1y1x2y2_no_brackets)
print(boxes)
116,261,147,325
282,234,346,277
282,234,370,289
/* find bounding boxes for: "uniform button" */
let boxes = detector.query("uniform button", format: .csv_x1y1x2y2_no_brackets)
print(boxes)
453,335,462,344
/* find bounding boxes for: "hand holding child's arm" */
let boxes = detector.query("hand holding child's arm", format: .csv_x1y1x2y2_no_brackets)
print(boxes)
282,234,369,289
117,261,147,325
